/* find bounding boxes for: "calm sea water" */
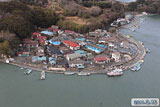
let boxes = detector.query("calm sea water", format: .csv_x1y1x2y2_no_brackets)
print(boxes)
0,15,160,107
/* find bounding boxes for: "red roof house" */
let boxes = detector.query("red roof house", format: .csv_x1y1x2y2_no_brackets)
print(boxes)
63,40,80,50
94,56,110,64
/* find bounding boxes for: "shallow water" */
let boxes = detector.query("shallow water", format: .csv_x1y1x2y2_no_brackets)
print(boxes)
0,15,160,107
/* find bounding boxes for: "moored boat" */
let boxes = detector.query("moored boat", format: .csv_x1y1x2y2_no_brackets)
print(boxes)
107,69,123,76
64,72,75,75
146,48,151,53
41,71,46,80
131,64,141,72
24,69,32,75
5,59,9,64
78,72,90,76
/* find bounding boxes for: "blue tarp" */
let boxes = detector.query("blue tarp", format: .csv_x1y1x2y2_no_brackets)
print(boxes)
49,57,55,64
75,38,85,41
85,45,102,53
75,50,86,56
38,56,46,61
97,44,107,49
49,39,61,45
77,65,85,69
41,30,54,36
32,56,46,62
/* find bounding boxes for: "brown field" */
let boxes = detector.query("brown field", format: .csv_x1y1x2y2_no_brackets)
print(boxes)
64,16,91,25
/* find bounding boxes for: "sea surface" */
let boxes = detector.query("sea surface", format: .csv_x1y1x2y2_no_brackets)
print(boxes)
0,15,160,107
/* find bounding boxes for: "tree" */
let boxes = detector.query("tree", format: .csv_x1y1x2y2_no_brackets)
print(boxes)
0,41,11,57
0,14,34,39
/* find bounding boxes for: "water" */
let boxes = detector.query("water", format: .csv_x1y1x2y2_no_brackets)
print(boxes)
0,15,160,107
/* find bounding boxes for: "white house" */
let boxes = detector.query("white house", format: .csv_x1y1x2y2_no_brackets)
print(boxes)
112,52,121,62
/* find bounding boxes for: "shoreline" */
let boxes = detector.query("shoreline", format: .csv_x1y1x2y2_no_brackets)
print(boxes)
0,36,146,75
0,14,147,75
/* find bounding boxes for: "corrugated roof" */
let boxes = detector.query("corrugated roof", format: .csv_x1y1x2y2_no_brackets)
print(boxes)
63,40,79,47
94,57,110,61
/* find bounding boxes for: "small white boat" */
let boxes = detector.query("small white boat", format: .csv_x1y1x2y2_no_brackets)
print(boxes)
64,72,75,75
24,69,32,75
107,69,123,76
41,71,46,80
6,59,9,64
20,67,24,70
78,72,90,76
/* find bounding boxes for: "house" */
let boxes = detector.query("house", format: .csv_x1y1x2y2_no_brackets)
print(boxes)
17,52,30,57
56,59,69,67
23,39,39,48
49,57,56,64
64,30,76,35
41,30,54,36
31,32,41,39
94,56,110,64
51,25,59,29
36,47,45,56
66,53,83,61
68,60,84,68
85,44,104,54
108,43,114,50
98,37,108,43
112,52,121,62
63,40,80,50
74,50,86,56
48,45,61,56
59,47,70,54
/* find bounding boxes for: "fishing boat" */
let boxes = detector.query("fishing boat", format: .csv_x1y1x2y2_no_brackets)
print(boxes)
41,71,46,80
107,69,123,76
78,72,90,76
24,69,32,75
131,65,141,71
146,48,151,53
5,59,9,64
64,72,75,75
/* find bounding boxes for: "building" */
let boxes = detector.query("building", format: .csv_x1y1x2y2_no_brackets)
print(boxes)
68,60,84,68
17,52,30,57
41,30,54,36
85,44,105,54
48,45,61,57
63,40,80,50
66,53,83,61
64,30,76,35
36,47,45,56
94,56,110,64
23,39,39,48
112,52,121,62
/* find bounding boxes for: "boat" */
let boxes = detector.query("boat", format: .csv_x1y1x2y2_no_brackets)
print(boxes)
41,71,46,80
24,69,32,75
78,72,90,76
131,65,141,71
20,67,24,70
5,59,9,64
107,69,123,76
146,48,151,53
64,72,75,75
